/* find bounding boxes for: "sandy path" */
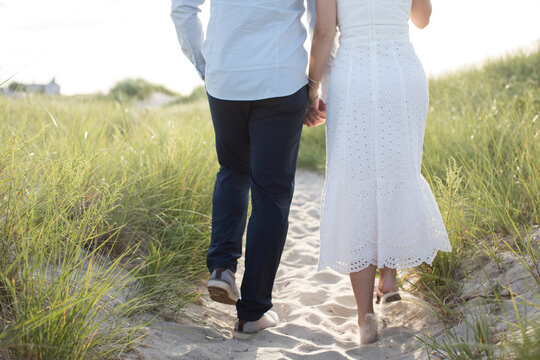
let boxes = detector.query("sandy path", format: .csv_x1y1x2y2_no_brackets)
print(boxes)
131,170,439,360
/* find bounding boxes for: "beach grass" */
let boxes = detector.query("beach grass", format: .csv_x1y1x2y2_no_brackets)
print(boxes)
415,46,539,300
0,94,216,358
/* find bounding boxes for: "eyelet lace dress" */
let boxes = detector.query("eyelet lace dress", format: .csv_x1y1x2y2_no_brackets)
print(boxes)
318,0,452,274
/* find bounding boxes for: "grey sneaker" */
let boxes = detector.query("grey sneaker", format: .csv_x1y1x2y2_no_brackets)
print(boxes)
207,268,240,305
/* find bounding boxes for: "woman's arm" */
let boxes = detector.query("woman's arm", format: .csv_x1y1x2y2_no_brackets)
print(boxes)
411,0,432,29
305,0,337,127
308,0,337,100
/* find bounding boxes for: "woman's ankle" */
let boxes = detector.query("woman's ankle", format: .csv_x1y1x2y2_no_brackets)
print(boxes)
358,312,378,344
358,311,376,325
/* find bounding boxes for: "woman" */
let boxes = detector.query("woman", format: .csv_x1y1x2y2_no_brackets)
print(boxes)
306,0,452,344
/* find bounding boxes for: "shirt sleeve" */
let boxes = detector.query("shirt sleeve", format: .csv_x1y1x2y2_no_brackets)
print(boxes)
171,0,206,80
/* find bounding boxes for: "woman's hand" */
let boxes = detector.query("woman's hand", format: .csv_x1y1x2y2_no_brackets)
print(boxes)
411,0,432,29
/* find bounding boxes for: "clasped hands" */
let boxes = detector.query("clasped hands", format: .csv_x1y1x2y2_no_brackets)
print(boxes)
304,91,326,128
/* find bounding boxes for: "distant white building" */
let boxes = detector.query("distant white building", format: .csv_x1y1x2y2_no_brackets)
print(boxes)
44,79,61,94
4,78,61,95
25,78,61,95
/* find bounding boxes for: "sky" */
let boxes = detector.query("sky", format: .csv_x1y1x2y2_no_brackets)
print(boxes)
1,0,539,95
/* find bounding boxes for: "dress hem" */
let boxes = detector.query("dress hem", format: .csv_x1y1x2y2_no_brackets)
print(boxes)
317,246,452,275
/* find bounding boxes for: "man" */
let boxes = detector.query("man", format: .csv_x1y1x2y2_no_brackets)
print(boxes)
171,0,323,337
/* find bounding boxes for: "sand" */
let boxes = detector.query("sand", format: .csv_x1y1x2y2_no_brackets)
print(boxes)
128,170,442,359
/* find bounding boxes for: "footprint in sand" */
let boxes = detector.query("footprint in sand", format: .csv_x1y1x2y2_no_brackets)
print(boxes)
307,271,344,284
297,288,328,307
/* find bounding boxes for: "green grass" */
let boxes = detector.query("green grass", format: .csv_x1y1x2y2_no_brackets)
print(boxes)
0,94,216,358
415,47,539,301
110,78,178,100
297,120,326,171
415,49,539,358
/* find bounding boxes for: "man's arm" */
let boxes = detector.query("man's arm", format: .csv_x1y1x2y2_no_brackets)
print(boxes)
171,0,206,80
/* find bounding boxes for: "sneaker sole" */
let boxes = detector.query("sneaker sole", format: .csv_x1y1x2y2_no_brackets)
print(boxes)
207,280,238,305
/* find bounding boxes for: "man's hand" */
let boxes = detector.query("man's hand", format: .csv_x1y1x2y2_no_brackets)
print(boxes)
304,97,326,127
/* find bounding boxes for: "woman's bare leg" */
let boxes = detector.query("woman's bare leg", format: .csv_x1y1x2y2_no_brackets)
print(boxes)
350,264,378,344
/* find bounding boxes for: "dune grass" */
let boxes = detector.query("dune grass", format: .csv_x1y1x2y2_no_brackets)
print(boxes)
0,94,216,358
410,47,539,302
110,78,178,101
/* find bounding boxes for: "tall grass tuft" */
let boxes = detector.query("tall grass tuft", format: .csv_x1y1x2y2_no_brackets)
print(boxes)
109,78,178,101
0,92,217,357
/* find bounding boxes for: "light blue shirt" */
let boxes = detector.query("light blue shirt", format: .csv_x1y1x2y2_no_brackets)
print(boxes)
171,0,316,101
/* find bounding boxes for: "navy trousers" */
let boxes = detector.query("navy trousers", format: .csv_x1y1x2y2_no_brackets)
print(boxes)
206,85,307,321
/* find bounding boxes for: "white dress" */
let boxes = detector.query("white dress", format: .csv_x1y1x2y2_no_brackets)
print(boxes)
318,0,452,274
